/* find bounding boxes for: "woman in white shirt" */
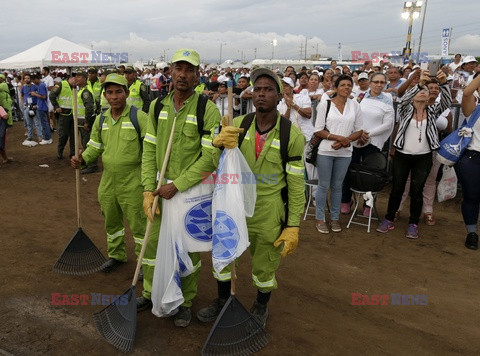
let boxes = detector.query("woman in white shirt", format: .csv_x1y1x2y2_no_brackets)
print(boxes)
314,75,363,233
307,73,324,101
377,70,451,239
341,72,394,215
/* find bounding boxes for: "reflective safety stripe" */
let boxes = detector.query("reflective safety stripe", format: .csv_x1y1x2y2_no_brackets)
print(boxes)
286,163,304,176
244,132,251,141
201,137,213,149
121,122,135,129
252,274,275,288
128,97,142,101
107,229,125,241
133,236,143,245
101,123,109,130
213,270,231,281
142,258,156,266
270,138,281,150
158,111,168,121
87,139,103,150
144,133,157,145
185,114,198,125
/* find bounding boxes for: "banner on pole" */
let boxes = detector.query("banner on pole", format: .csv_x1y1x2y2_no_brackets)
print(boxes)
441,28,450,57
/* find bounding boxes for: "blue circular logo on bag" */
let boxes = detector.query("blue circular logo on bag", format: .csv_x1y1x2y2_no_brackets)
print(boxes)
185,200,212,242
213,211,239,261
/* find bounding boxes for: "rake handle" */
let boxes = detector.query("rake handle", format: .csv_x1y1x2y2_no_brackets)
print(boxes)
132,115,178,286
227,79,236,295
72,88,81,228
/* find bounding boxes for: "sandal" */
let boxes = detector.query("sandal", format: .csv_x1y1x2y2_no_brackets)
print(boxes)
424,213,435,226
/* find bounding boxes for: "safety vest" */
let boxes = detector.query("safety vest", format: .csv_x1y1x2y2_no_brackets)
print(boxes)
100,88,110,111
57,80,73,115
195,83,206,94
77,86,94,119
127,80,142,109
87,78,102,105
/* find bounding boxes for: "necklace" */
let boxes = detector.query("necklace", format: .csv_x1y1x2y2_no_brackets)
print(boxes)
414,108,426,143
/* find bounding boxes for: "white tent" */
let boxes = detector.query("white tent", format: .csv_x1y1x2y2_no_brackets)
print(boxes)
0,36,106,69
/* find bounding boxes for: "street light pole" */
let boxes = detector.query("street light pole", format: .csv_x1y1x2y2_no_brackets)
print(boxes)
417,0,428,59
401,1,423,63
219,42,226,65
271,39,277,60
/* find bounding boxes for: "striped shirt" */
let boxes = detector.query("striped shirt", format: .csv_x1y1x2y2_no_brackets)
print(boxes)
394,83,452,151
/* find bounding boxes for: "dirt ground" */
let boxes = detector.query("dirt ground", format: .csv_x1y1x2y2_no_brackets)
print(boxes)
1,122,478,356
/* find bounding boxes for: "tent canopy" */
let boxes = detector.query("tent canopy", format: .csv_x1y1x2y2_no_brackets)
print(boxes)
0,36,118,70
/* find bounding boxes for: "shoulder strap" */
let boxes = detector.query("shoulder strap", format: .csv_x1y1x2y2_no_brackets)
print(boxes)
99,112,105,134
324,99,331,130
238,113,256,148
129,106,142,142
196,93,210,136
153,94,168,125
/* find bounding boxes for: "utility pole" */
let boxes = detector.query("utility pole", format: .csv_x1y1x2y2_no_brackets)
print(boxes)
416,0,428,59
299,42,304,60
304,37,307,61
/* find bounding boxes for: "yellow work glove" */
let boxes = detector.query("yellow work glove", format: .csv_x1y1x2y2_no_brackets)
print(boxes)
143,191,160,222
212,116,244,149
273,227,299,257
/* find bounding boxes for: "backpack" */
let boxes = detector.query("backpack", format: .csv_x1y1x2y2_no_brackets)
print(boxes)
99,105,142,143
237,113,302,227
153,93,210,135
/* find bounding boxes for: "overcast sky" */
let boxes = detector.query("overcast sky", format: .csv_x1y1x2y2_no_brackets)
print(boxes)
1,0,478,64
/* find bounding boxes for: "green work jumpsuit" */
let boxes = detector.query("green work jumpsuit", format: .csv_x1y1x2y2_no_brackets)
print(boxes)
141,91,221,303
213,113,306,292
82,104,150,266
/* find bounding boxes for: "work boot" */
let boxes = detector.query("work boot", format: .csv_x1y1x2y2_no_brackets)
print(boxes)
174,306,191,327
465,232,479,250
100,258,124,273
81,165,98,174
250,301,268,328
136,296,152,312
196,298,227,322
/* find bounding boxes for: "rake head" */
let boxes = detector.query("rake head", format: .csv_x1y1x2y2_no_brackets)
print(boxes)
53,227,107,275
202,295,271,356
93,286,137,353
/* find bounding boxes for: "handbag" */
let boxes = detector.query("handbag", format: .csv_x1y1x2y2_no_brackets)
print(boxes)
437,105,480,166
305,100,331,165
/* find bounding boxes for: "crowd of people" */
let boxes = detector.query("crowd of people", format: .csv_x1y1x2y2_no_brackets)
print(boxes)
1,50,480,330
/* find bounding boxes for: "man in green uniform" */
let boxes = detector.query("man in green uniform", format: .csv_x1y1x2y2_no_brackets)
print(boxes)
70,73,149,273
75,71,98,174
50,75,76,159
197,68,306,327
139,49,221,327
87,67,102,114
125,66,151,113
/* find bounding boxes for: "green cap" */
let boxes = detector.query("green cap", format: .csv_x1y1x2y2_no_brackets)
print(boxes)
87,67,97,73
124,65,135,73
102,73,128,88
74,70,88,78
171,49,200,66
0,74,5,80
250,68,283,94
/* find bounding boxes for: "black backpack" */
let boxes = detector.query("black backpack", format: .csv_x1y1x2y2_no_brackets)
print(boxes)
153,93,210,135
99,106,142,143
237,113,302,227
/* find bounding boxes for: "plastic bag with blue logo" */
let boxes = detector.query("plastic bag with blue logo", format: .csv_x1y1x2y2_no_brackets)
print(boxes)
151,182,213,317
212,148,257,275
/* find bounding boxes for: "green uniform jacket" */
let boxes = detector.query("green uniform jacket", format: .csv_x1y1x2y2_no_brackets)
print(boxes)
233,113,306,227
82,104,147,170
0,82,12,125
142,91,221,192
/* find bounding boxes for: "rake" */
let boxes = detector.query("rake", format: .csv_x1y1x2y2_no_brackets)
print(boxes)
93,114,177,352
53,88,106,275
202,81,271,355
201,264,271,356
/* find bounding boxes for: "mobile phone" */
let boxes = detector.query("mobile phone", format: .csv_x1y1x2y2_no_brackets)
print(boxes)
429,59,441,76
420,62,428,71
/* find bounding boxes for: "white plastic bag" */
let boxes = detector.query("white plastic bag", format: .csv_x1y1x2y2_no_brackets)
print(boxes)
151,182,213,317
437,165,457,202
212,148,257,275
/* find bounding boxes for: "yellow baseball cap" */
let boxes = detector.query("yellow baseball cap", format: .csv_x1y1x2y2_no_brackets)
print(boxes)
102,73,128,87
171,49,200,66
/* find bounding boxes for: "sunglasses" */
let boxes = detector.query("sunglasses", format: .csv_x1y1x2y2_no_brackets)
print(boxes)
371,81,386,85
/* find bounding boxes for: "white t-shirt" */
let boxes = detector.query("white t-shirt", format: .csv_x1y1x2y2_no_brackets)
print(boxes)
398,118,431,155
448,62,462,73
359,96,395,150
277,93,313,140
314,98,363,157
